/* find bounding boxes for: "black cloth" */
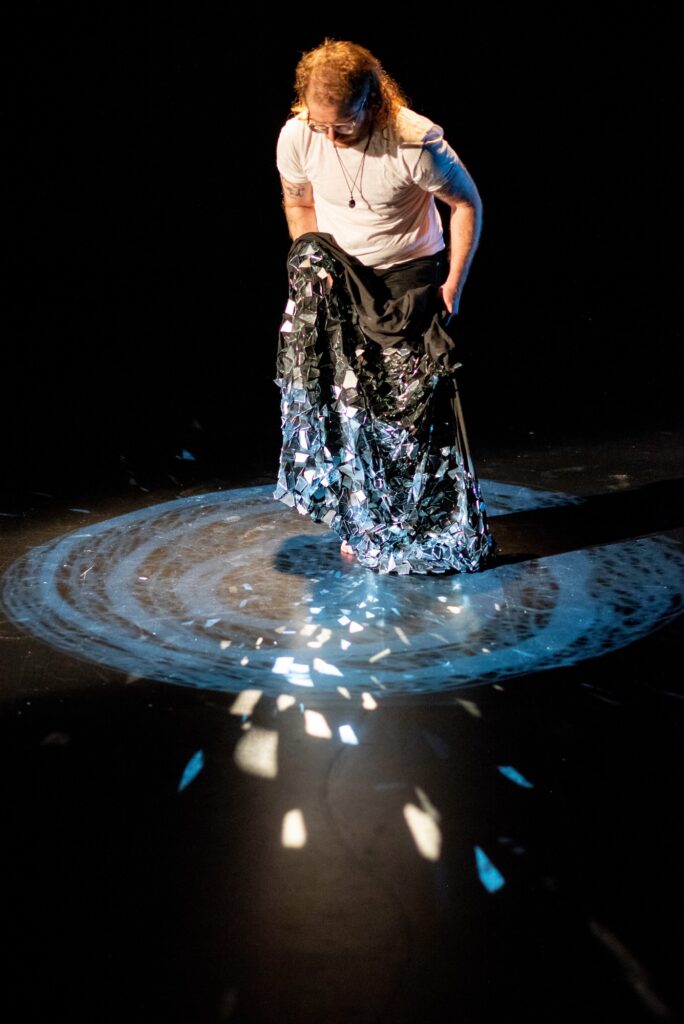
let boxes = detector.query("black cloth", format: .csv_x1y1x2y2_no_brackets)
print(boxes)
293,232,459,370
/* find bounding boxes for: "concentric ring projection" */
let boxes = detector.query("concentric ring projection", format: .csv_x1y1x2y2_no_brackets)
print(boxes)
2,482,682,695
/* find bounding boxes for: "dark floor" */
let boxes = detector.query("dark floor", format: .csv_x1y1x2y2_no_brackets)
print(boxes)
1,425,683,1024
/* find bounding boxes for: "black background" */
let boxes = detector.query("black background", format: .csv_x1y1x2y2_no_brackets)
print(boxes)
8,5,682,498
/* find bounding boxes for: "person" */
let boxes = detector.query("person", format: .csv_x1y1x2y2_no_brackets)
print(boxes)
273,39,495,575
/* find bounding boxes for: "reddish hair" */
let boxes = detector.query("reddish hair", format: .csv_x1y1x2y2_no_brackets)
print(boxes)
291,39,408,130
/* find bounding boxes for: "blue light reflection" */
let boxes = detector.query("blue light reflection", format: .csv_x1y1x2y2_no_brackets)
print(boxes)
2,482,682,696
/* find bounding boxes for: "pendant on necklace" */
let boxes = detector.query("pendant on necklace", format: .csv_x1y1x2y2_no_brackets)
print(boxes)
348,198,356,208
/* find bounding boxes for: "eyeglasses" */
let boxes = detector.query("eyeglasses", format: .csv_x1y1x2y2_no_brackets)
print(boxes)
307,102,366,135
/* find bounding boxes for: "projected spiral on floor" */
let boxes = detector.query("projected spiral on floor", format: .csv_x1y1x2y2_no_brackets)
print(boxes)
2,482,683,695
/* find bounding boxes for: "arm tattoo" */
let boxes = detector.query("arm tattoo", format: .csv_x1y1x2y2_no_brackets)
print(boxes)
283,182,307,198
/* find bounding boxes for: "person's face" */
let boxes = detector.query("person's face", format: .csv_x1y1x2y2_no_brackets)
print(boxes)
305,93,369,146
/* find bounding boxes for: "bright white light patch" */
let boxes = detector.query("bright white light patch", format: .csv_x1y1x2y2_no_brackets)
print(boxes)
312,657,343,677
281,809,307,848
361,692,378,710
304,709,333,739
229,689,262,717
339,724,359,745
271,656,314,686
272,656,293,675
403,803,442,861
276,694,296,712
233,727,278,778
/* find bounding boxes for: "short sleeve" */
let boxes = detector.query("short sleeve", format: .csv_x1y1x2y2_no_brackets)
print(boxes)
406,125,466,195
276,121,309,184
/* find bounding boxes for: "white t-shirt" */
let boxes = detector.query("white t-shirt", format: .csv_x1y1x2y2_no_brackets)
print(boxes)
276,107,464,269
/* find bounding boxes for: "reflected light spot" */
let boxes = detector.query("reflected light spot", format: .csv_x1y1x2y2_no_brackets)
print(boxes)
456,698,482,718
415,786,441,822
394,626,410,646
304,709,333,739
272,656,314,686
361,692,378,710
588,918,673,1018
404,803,442,861
277,694,297,712
178,749,204,792
369,647,391,663
497,765,534,788
337,687,351,699
339,724,359,745
233,727,279,778
282,809,308,848
312,657,343,677
475,845,506,892
229,689,262,717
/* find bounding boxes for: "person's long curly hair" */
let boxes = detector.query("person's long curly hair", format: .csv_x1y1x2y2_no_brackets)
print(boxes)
291,39,408,131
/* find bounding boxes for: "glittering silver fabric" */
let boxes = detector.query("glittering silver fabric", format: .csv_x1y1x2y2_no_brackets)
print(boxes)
273,238,496,574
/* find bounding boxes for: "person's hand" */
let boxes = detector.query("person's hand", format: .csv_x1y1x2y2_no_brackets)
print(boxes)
439,281,460,317
439,282,460,326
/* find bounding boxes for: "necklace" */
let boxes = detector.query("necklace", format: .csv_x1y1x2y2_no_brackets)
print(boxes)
333,131,372,208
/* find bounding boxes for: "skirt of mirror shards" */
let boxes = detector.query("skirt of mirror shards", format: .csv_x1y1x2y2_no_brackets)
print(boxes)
273,239,496,575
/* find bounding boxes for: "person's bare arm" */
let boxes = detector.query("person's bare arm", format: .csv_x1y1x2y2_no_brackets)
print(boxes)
280,176,318,239
434,163,483,316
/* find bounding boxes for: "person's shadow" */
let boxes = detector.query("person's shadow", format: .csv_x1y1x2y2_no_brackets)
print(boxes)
273,477,684,575
488,476,684,564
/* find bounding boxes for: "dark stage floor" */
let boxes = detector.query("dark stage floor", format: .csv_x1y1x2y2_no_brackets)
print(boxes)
1,425,683,1024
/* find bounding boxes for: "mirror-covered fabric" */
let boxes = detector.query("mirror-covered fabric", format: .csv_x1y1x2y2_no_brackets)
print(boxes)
273,237,496,575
